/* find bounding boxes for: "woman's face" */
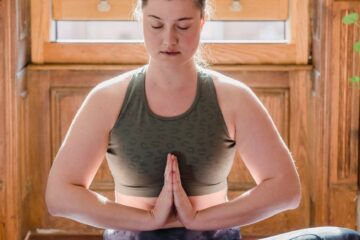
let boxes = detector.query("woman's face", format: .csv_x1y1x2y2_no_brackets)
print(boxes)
142,0,204,67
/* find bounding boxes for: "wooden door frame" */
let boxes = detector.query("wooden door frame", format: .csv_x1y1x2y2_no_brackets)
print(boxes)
310,0,360,229
0,0,25,239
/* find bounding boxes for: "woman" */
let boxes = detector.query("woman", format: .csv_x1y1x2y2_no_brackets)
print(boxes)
45,0,303,239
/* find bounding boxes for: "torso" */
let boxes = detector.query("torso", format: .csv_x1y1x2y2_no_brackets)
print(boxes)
105,67,237,220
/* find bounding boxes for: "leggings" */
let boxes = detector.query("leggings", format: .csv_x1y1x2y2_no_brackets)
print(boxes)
262,227,360,240
103,227,360,240
103,226,241,240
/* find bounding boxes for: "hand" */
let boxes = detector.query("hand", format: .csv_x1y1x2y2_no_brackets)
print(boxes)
171,155,198,229
149,153,174,228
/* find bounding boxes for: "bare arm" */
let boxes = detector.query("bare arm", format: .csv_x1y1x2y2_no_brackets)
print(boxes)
191,83,301,230
45,78,155,231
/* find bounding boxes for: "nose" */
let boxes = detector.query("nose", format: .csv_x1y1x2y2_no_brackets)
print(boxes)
163,27,178,47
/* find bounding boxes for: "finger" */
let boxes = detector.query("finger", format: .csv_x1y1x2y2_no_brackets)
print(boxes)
164,154,173,190
165,154,171,175
172,158,183,194
171,155,177,185
164,154,169,179
172,155,182,184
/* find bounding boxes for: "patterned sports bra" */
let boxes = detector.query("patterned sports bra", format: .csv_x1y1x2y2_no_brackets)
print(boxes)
106,66,237,197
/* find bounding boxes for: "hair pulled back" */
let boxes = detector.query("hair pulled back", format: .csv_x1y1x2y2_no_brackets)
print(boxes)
136,0,209,18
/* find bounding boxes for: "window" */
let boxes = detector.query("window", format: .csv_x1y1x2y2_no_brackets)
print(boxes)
55,20,287,43
31,0,309,64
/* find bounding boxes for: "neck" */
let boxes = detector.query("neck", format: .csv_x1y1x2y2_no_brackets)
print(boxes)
146,60,198,90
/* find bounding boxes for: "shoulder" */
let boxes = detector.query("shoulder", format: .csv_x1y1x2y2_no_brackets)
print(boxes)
204,69,258,108
78,67,141,130
89,67,140,99
204,69,270,128
206,69,274,134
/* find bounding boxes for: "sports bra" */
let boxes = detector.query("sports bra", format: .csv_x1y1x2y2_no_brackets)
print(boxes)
106,66,237,197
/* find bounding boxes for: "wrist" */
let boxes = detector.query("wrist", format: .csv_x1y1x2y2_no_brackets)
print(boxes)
183,210,200,230
187,202,231,231
144,209,161,230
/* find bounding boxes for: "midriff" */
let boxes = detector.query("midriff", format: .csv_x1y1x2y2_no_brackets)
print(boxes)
115,188,229,228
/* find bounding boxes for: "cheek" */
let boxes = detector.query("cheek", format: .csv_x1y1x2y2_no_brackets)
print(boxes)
181,31,201,51
143,29,160,47
143,27,153,40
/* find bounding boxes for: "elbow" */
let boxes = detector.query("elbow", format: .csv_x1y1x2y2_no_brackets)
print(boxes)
46,203,60,217
285,175,302,210
288,187,301,210
275,173,301,210
45,188,60,216
45,183,65,217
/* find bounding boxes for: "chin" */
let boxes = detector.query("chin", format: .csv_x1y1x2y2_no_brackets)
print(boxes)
152,55,192,67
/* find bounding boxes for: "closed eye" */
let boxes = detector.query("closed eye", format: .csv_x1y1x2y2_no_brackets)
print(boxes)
178,26,190,30
151,25,190,30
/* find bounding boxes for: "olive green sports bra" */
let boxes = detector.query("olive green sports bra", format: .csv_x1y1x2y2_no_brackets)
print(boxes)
106,66,237,197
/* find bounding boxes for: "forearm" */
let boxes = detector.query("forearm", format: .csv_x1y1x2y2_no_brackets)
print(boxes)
192,176,301,230
46,184,154,231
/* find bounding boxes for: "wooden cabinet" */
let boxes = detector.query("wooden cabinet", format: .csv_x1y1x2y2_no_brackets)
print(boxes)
27,65,311,237
52,0,289,21
224,68,311,236
27,66,131,234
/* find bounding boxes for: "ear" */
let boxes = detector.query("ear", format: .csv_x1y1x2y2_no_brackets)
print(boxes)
200,17,205,30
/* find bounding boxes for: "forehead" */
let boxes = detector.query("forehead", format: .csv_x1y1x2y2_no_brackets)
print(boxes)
143,0,200,21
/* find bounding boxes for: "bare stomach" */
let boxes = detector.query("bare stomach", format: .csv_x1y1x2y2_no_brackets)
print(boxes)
115,188,229,228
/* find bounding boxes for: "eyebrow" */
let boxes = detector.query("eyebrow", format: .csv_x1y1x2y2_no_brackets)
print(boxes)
147,15,193,21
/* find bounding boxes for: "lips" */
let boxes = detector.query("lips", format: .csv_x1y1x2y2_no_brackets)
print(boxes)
160,50,180,55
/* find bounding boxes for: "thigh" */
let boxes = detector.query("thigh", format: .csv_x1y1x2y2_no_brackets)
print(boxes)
103,226,241,240
261,227,360,240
